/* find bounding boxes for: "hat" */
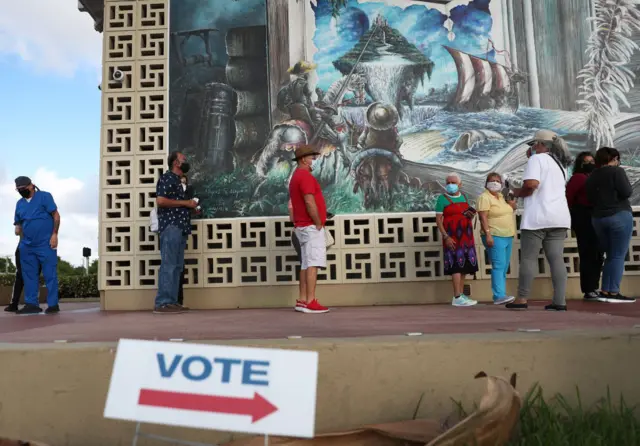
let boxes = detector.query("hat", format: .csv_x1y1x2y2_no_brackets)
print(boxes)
15,176,32,188
287,61,317,75
527,129,557,146
365,102,399,131
294,145,320,160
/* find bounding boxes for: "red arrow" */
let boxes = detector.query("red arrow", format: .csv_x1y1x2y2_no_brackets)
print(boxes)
138,389,278,423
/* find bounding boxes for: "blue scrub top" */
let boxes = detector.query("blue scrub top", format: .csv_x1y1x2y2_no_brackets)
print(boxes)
14,191,57,248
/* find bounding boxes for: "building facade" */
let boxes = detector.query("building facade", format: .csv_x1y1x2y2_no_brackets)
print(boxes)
89,0,640,310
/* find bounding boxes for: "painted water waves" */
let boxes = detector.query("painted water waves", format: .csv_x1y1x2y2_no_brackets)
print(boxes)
169,0,640,219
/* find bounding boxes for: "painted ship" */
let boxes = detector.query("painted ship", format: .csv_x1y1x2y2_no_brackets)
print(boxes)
443,45,519,113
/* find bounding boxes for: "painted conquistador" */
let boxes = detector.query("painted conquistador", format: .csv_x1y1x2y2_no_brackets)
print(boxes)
283,61,322,126
357,102,403,155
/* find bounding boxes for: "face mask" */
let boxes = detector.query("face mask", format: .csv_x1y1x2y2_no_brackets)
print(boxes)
179,161,190,174
445,183,459,195
181,183,187,191
310,158,319,170
18,189,30,199
582,163,595,174
486,181,502,192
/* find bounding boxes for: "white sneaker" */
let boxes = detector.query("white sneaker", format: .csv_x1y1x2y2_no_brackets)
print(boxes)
494,296,516,305
452,295,478,307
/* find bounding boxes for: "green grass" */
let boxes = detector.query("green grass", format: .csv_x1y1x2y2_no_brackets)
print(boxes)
452,384,640,445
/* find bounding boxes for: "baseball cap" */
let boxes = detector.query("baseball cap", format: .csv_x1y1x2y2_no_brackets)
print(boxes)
14,176,32,188
527,129,557,146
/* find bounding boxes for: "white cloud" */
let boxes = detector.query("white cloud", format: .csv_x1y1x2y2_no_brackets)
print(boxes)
0,0,102,76
0,168,98,267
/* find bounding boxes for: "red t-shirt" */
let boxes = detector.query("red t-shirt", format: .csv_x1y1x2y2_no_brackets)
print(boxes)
289,168,327,227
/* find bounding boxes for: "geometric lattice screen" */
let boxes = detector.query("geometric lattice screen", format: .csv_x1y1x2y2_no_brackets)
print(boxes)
99,0,640,293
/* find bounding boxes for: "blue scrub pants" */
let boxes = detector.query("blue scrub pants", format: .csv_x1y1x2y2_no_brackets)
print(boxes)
481,235,513,300
19,243,59,307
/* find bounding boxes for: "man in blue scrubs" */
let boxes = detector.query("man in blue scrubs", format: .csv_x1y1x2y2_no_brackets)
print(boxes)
13,176,61,315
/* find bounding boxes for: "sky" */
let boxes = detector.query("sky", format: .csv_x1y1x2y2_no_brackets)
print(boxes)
0,0,102,266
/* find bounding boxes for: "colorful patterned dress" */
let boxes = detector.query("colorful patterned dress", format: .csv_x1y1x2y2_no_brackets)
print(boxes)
437,194,479,276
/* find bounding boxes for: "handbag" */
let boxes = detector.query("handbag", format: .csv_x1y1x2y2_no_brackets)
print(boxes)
324,228,335,249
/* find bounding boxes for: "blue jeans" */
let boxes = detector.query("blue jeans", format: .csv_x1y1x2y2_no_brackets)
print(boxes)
155,225,187,308
592,211,633,294
19,243,59,307
482,235,513,300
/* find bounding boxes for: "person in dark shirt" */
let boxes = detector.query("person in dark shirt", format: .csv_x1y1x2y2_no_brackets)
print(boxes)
566,152,604,301
586,147,636,303
154,152,198,314
176,174,199,306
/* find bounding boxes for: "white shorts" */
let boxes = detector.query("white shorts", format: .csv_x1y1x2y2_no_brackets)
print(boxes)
294,226,327,270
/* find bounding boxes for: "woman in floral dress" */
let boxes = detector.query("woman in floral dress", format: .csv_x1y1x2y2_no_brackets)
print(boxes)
435,173,479,307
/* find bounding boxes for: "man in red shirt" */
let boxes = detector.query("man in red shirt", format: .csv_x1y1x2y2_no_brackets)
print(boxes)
289,145,330,314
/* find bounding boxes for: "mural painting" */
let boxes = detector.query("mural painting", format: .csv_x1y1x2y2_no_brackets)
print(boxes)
170,0,640,219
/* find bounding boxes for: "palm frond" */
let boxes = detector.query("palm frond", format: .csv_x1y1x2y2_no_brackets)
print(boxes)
578,0,640,147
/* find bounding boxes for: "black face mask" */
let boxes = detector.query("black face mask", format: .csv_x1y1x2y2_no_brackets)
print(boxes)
582,163,595,174
180,162,190,174
18,189,30,198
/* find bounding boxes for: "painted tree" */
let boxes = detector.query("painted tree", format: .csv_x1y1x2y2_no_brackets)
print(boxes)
577,0,640,148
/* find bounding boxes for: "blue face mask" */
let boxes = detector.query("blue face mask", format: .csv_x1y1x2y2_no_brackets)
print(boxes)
445,183,459,195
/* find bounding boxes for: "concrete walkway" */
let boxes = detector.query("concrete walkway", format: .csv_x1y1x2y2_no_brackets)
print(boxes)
1,300,639,343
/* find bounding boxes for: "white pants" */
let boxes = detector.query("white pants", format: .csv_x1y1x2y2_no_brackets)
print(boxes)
294,226,327,270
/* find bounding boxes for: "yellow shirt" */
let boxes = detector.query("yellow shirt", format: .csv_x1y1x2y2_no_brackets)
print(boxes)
476,190,516,237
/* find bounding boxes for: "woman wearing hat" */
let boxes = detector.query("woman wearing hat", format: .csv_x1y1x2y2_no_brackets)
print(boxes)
507,129,571,311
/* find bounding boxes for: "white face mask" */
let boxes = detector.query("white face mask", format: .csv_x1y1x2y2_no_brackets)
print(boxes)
310,158,320,170
486,181,502,192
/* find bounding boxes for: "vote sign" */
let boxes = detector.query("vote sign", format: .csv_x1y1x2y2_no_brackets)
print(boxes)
104,339,319,438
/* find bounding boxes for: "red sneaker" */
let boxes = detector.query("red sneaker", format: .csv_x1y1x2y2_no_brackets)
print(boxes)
303,299,329,314
294,300,307,312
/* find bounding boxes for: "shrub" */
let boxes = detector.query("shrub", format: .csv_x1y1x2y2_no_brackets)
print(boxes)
0,273,99,299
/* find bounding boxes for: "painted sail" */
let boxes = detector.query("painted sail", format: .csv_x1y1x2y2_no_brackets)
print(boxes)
491,63,511,93
443,45,516,112
444,46,476,105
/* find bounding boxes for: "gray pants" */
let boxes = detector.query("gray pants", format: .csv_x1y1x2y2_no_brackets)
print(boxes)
518,228,568,305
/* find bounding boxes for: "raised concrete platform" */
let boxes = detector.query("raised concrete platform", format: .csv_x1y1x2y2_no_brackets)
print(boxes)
1,302,639,446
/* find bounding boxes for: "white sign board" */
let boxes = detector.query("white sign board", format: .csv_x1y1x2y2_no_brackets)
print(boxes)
104,339,319,438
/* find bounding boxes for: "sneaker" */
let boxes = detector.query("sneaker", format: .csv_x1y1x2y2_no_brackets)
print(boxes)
171,303,189,311
4,303,19,313
505,301,528,310
584,291,600,302
302,299,329,314
294,300,307,313
494,296,515,305
16,304,43,315
45,305,60,314
603,293,636,303
452,295,477,307
545,303,567,311
153,304,183,314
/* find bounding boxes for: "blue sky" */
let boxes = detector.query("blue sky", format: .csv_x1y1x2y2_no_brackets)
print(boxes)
0,0,102,266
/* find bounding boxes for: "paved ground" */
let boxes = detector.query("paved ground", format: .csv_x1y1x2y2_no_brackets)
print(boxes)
1,300,639,343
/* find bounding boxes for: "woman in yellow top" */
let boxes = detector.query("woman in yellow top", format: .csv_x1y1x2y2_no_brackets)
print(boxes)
477,172,517,305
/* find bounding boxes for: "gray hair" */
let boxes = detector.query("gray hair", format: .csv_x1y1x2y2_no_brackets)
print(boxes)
446,172,461,183
547,135,572,168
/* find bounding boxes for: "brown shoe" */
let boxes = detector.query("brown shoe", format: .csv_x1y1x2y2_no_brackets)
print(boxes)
153,304,183,314
172,304,190,311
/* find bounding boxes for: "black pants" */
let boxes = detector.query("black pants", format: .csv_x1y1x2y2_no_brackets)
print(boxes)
177,268,186,305
11,246,24,305
572,206,604,294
